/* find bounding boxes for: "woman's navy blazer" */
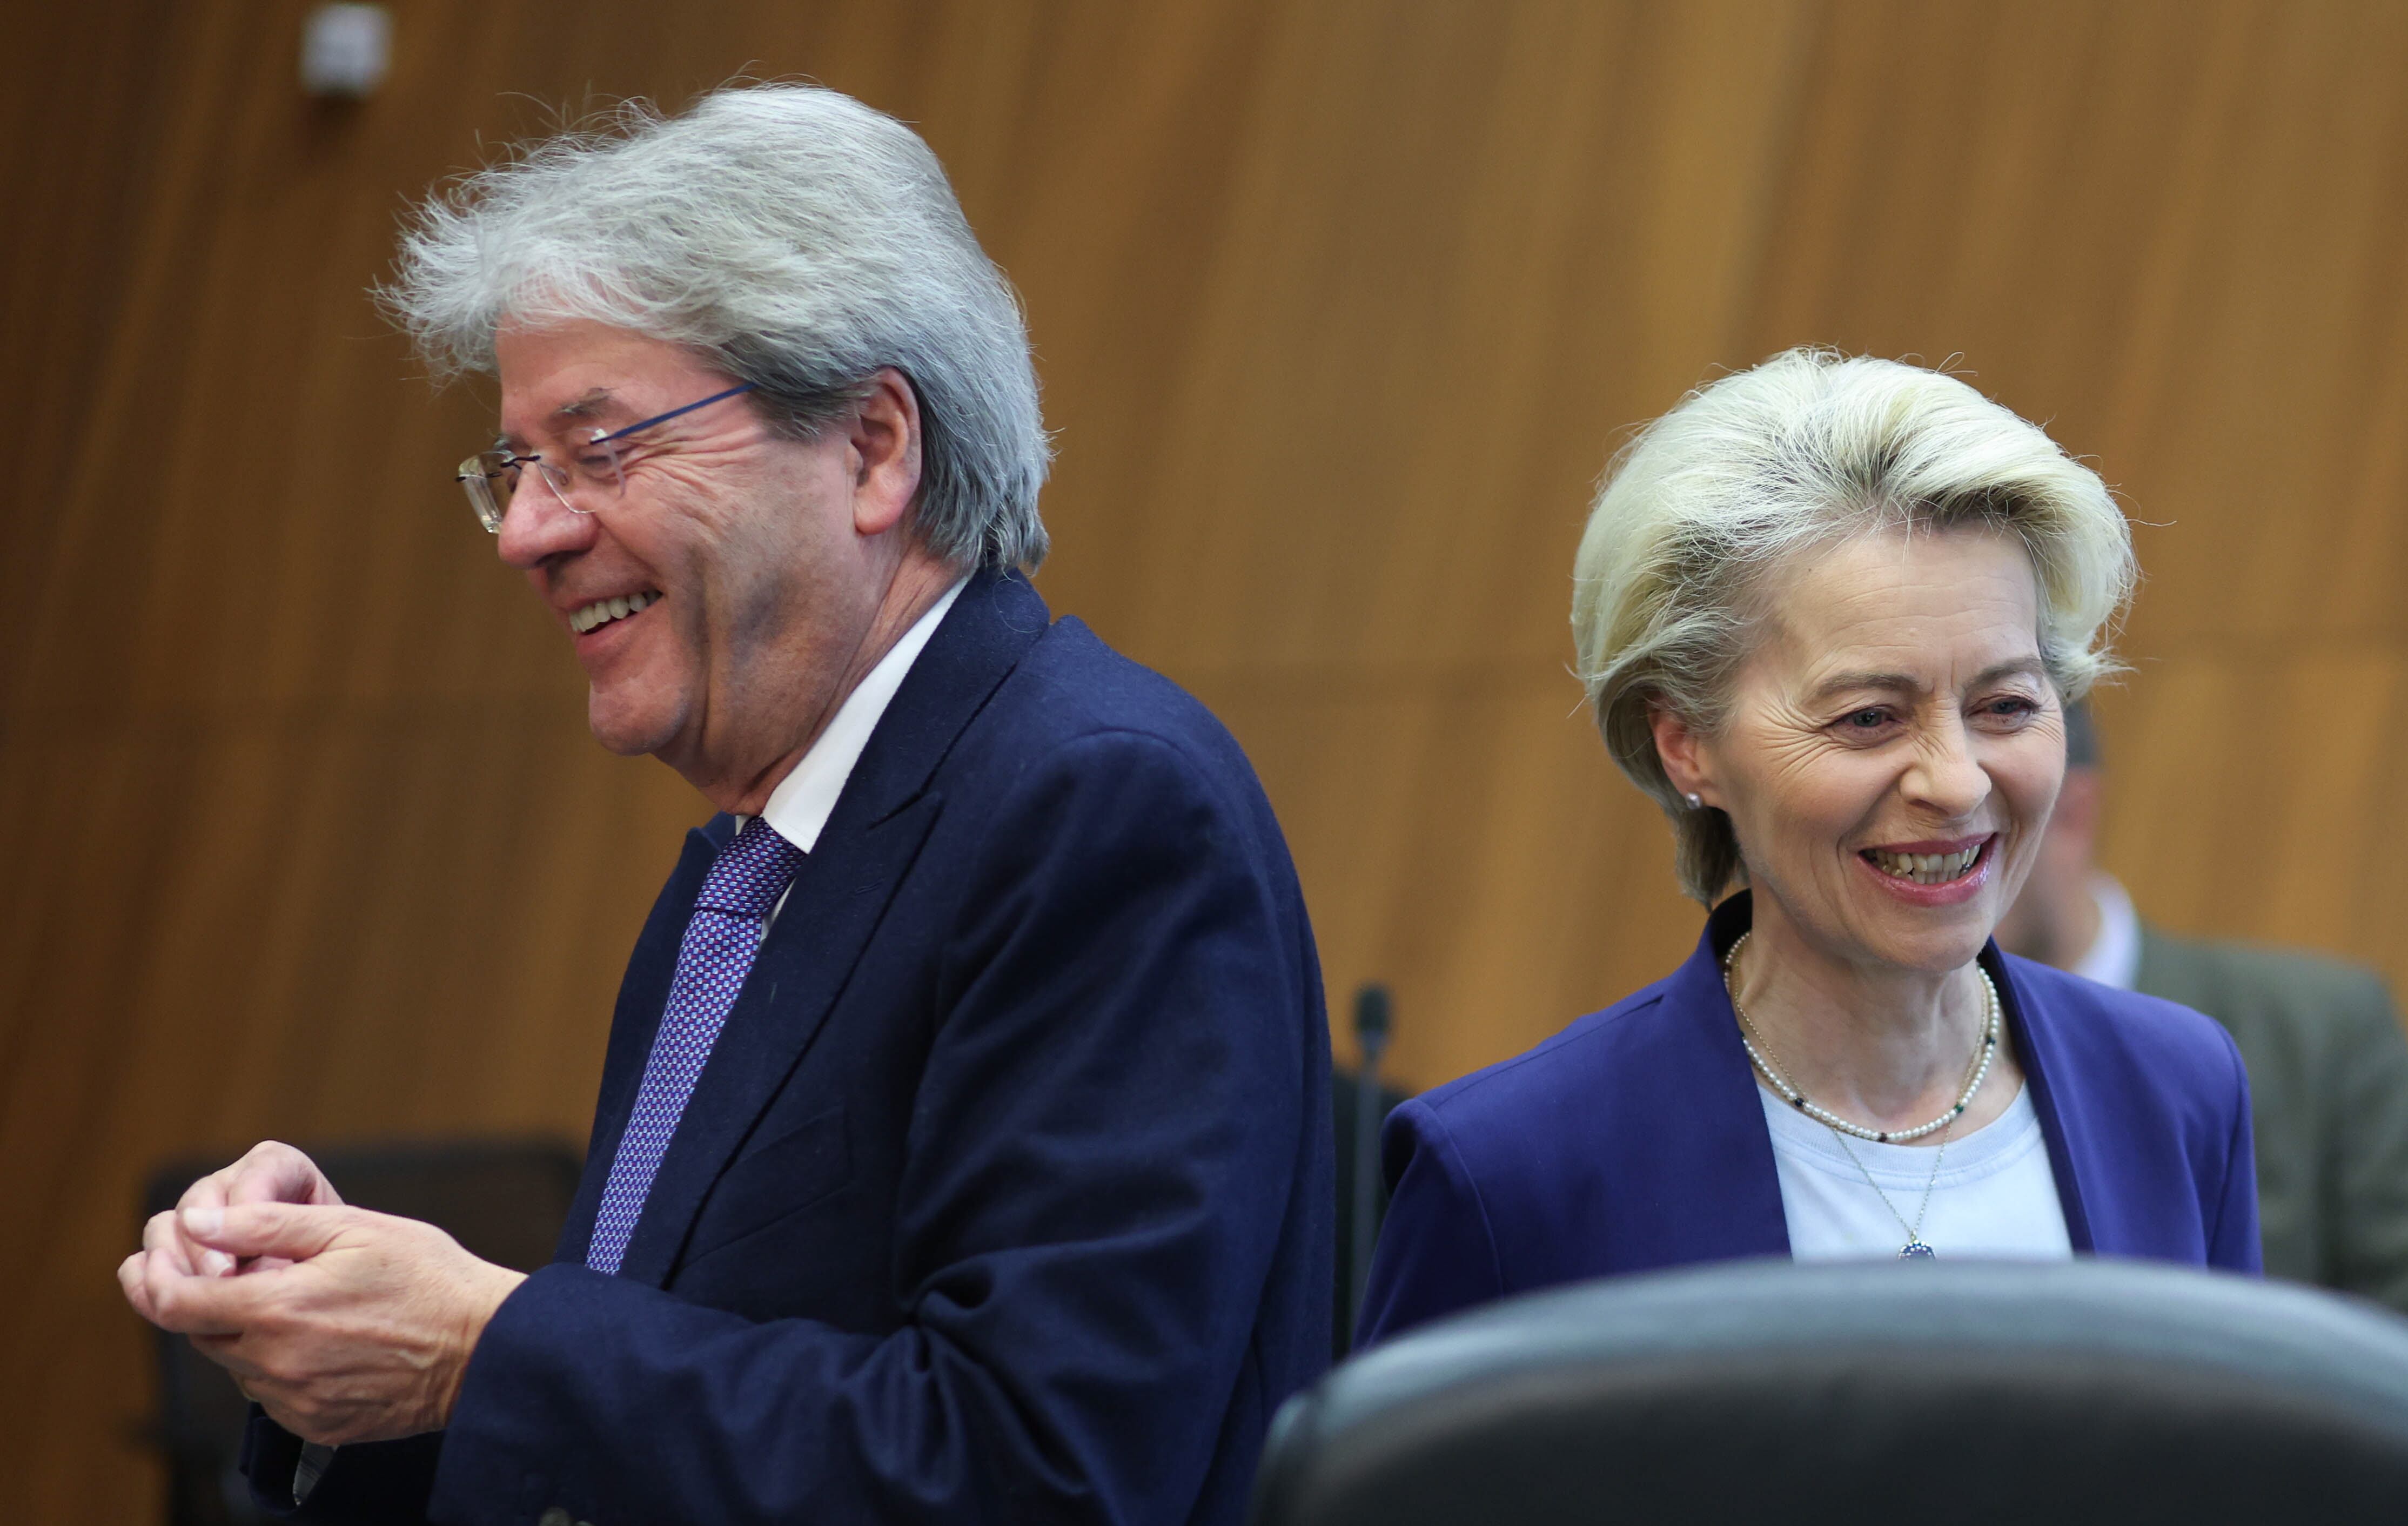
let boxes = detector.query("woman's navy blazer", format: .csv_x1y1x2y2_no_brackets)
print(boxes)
1357,891,2261,1346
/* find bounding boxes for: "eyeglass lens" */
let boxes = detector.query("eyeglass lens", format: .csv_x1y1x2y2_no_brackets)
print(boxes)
457,436,626,533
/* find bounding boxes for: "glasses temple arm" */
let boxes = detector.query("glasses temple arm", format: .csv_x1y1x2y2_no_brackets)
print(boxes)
590,381,759,445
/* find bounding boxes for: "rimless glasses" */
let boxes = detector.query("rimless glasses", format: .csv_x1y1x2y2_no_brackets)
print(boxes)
455,381,759,534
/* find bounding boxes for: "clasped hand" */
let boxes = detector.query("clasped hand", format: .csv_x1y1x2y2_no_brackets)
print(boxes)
117,1141,526,1446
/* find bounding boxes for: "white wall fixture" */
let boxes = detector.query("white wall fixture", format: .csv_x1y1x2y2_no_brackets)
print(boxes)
300,4,392,99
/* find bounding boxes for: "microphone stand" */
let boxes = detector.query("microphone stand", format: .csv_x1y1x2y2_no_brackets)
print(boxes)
1347,984,1392,1350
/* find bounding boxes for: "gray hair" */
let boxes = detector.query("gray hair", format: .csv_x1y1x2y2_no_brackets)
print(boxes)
383,84,1050,572
1571,347,2136,904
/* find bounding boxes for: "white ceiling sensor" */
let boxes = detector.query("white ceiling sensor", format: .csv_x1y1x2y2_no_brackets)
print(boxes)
301,4,392,99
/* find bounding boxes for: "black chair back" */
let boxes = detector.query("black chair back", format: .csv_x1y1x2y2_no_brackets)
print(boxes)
1252,1259,2408,1526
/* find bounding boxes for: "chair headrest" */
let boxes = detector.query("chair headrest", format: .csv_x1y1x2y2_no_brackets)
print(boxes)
1254,1260,2408,1526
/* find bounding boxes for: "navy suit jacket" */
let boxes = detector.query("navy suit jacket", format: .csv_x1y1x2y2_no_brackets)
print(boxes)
1357,891,2259,1347
250,570,1333,1524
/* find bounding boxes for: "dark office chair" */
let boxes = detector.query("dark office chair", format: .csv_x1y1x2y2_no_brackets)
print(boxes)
140,1138,581,1526
1250,1258,2408,1526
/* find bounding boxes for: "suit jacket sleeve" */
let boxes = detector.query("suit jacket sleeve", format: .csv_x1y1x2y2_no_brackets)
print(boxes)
413,728,1313,1525
2324,974,2408,1309
1353,1099,1506,1348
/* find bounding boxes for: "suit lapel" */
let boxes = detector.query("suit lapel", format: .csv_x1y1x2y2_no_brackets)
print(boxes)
609,570,1052,1286
2130,925,2199,1009
1646,894,1793,1267
1984,945,2100,1254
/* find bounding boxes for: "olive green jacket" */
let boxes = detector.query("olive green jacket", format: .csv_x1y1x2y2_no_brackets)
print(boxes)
2136,926,2408,1311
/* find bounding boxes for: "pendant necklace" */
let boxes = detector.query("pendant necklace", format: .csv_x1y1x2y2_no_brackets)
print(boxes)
1723,931,2002,1259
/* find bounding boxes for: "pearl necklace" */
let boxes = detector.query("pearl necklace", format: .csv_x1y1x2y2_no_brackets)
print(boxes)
1721,931,2001,1144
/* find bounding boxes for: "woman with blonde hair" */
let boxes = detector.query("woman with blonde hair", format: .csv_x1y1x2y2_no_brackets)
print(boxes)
1357,349,2257,1344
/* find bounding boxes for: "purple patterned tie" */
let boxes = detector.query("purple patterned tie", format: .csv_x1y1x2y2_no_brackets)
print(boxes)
586,817,804,1275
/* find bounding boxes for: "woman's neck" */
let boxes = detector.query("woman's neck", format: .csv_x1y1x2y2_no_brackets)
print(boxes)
1728,893,2004,1133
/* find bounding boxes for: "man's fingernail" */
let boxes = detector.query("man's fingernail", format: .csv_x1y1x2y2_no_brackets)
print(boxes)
182,1206,223,1238
202,1249,236,1276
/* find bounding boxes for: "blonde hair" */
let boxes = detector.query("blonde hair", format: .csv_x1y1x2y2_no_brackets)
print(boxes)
1571,348,2135,904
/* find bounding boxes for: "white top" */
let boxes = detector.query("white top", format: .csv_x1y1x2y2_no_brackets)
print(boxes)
2069,873,2142,991
1761,1081,2073,1262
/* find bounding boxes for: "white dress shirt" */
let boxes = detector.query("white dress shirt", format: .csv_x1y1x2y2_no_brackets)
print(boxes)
746,578,964,921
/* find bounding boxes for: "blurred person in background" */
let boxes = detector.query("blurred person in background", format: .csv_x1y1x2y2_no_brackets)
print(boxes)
1997,698,2408,1310
119,84,1330,1525
1358,349,2259,1346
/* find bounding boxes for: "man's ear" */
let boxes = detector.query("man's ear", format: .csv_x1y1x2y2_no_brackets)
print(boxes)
847,367,923,537
1648,703,1715,807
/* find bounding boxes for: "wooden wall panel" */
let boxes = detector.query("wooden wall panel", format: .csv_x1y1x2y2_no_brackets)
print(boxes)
7,2,2408,1516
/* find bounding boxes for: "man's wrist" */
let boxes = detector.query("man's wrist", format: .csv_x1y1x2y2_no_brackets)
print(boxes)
436,1263,528,1427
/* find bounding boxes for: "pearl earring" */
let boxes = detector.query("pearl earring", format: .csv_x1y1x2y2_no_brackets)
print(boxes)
1685,792,1703,810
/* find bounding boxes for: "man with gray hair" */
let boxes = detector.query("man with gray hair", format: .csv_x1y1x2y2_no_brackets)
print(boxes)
1996,699,2408,1310
120,85,1332,1524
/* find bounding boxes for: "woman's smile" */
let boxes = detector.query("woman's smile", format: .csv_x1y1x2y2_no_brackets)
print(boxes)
1855,832,1997,907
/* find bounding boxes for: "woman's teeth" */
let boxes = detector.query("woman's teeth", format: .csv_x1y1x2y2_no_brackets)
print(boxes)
1868,845,1981,885
570,590,659,634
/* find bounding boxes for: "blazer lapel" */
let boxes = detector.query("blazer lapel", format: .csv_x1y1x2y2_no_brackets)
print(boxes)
1983,945,2100,1254
1645,893,1793,1267
609,570,1052,1286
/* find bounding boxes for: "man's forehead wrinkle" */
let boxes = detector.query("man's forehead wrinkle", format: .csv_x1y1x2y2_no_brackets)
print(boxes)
554,387,615,421
1978,655,2049,681
498,386,618,449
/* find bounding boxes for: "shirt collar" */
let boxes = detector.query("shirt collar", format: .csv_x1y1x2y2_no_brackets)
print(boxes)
742,577,967,854
2071,872,2142,990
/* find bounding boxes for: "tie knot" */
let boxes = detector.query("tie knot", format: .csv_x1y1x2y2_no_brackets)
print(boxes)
694,818,803,917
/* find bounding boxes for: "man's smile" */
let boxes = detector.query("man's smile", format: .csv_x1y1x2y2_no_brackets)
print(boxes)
569,588,663,635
